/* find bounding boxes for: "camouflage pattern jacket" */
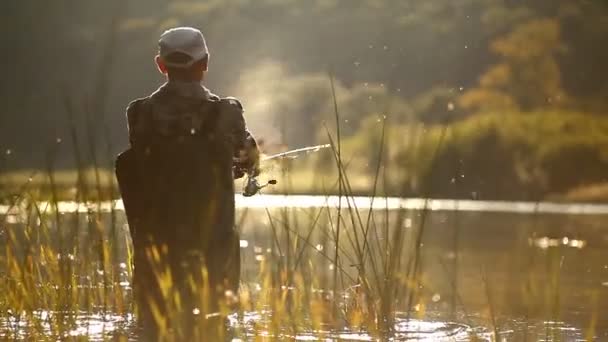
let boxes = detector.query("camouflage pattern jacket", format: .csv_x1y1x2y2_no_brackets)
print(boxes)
126,81,259,175
121,81,259,256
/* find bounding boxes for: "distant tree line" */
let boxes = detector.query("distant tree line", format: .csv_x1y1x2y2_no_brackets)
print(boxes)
1,0,607,199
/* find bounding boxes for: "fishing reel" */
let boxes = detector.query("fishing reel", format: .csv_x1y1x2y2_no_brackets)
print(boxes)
243,176,277,197
238,143,330,197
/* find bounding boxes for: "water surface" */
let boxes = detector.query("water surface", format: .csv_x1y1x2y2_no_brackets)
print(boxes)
1,195,607,340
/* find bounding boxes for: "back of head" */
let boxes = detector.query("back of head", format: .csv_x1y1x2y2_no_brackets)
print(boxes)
163,52,208,81
156,27,210,81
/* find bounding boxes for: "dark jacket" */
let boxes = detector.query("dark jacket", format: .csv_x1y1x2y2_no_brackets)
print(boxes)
116,81,259,319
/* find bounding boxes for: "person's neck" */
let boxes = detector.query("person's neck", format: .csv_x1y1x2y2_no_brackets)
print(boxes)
168,77,203,84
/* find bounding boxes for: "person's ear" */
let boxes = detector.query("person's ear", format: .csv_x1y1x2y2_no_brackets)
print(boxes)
155,55,168,74
202,55,209,72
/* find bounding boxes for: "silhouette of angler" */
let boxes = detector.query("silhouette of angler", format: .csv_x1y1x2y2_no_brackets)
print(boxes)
115,27,260,336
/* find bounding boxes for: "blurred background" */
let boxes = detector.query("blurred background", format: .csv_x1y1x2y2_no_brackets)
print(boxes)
2,3,608,340
1,0,608,201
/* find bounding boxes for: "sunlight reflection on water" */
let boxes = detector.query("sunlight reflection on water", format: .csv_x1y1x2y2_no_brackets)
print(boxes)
1,311,135,340
3,195,608,215
3,310,482,340
3,310,592,341
229,311,485,341
529,236,587,249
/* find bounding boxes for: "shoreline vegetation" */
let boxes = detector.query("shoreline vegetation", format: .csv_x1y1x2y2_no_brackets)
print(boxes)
2,170,608,204
3,168,608,204
2,112,608,204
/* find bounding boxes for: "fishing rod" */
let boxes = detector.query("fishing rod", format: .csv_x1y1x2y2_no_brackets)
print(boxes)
241,143,332,197
261,144,331,162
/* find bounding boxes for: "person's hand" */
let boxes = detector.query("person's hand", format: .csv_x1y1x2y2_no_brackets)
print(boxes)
233,162,246,179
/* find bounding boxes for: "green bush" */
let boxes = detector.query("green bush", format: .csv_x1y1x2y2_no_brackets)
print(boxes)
340,111,608,200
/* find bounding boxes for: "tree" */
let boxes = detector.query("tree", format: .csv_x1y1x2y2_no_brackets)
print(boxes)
459,18,567,112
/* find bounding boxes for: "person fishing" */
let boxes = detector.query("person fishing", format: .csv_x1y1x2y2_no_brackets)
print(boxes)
115,26,260,337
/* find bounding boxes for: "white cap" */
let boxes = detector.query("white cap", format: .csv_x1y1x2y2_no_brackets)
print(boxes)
158,27,209,68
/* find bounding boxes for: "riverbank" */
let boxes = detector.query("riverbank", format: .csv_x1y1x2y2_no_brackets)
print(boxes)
2,167,608,204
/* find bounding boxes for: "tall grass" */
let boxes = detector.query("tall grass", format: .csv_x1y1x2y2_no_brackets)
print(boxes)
0,69,445,340
1,72,604,342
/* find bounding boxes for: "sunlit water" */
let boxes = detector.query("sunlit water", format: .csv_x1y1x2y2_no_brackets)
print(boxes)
3,194,608,214
0,309,591,341
2,195,608,340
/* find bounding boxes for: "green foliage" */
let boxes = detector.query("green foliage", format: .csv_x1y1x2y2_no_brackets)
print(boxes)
412,86,463,123
2,0,608,200
403,111,608,199
461,18,567,112
480,2,534,35
328,82,414,135
329,110,608,200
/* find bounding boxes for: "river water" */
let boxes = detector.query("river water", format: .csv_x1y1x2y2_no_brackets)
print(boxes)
1,195,608,341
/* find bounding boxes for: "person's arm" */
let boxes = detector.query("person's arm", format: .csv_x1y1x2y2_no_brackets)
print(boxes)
235,126,261,178
126,98,146,147
224,97,260,179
